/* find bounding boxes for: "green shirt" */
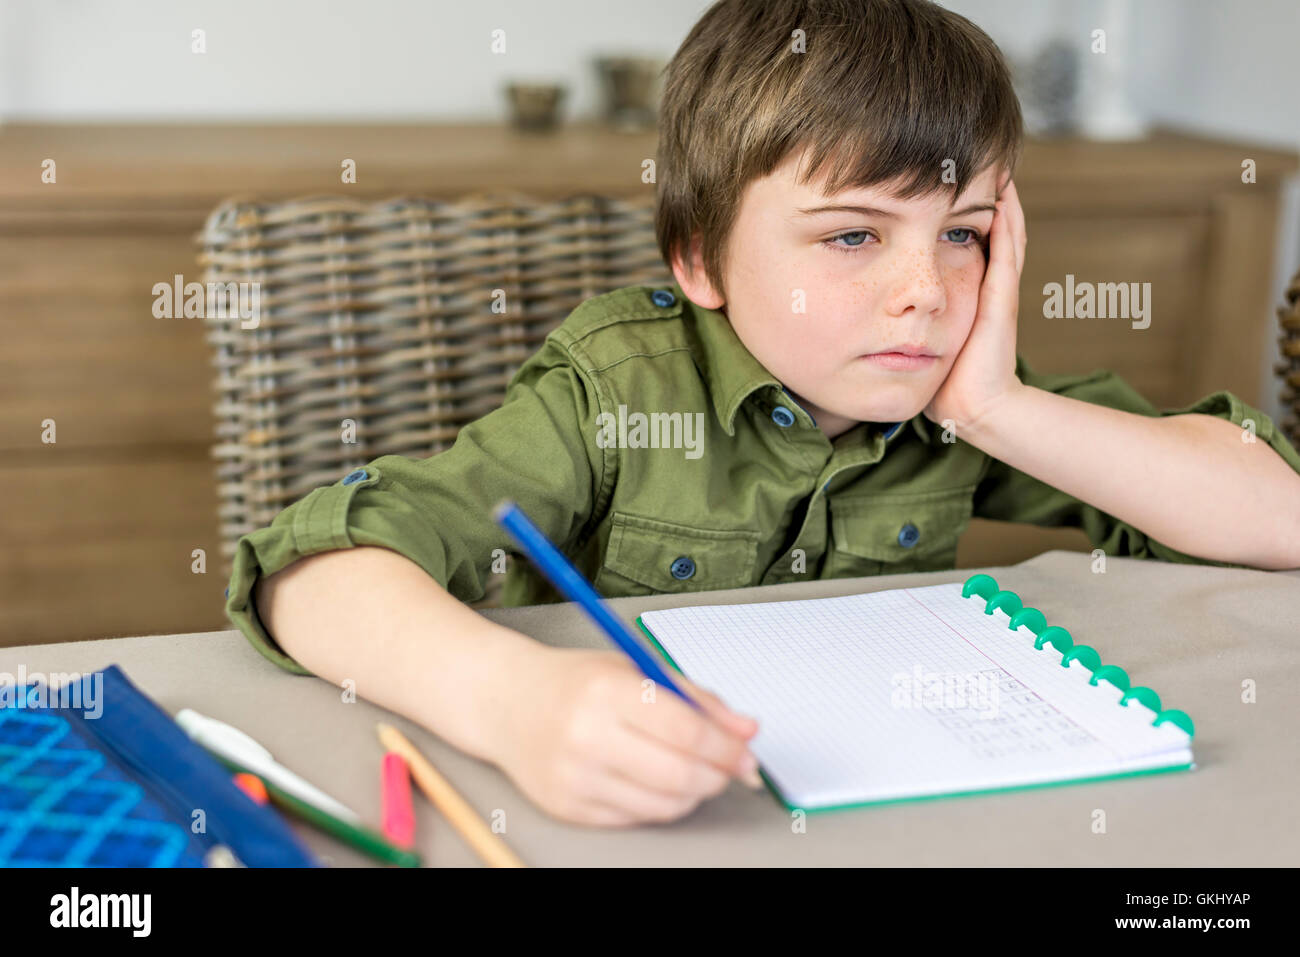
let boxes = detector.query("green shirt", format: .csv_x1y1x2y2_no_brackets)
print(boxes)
224,281,1300,674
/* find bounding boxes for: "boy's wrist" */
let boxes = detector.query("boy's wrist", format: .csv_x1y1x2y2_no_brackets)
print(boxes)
439,620,554,767
958,380,1034,451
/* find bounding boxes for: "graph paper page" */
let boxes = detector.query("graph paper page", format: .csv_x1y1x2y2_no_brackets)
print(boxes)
639,582,1193,809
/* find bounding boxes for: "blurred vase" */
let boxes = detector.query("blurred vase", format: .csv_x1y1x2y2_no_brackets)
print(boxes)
1076,0,1149,140
594,56,663,132
505,82,567,132
1014,38,1080,137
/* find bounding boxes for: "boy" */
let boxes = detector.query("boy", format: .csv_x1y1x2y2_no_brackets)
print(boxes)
225,0,1300,827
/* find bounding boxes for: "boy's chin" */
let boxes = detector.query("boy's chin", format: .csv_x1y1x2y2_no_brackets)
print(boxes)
835,397,930,425
825,378,937,423
796,381,934,427
867,409,926,425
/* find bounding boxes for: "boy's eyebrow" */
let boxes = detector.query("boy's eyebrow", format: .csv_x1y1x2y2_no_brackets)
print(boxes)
793,202,997,218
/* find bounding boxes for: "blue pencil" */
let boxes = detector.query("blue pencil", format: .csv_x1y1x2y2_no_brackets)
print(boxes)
493,500,701,711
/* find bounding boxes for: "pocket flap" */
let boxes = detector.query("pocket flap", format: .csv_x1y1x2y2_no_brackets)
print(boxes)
831,486,975,562
605,512,760,592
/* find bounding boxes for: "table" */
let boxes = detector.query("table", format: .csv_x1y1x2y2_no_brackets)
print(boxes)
3,550,1297,866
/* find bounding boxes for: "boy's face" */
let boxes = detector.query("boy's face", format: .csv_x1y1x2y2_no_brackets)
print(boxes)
676,149,1005,438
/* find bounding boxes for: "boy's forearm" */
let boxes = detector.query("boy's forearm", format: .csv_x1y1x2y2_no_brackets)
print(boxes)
961,383,1300,569
252,546,545,763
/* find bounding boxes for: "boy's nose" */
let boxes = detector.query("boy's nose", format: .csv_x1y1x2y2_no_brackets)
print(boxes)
883,250,947,317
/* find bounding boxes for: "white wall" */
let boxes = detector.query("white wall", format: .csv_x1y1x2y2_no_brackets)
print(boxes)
4,0,1295,144
0,0,706,122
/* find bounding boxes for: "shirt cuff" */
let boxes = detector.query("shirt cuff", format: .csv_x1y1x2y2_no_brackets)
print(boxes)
223,467,385,675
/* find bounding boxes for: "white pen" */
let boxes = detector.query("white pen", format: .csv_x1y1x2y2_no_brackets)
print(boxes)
175,708,360,824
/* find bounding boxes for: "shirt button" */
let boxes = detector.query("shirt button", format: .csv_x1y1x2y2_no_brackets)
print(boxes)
898,523,920,548
342,468,368,485
669,555,696,580
651,289,676,308
771,406,796,428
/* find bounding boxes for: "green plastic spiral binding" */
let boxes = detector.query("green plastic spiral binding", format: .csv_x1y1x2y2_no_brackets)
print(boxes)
960,573,1195,739
1091,665,1130,691
1033,626,1073,654
1009,607,1047,634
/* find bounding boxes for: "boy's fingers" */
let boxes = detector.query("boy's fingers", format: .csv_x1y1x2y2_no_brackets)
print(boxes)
990,200,1014,272
685,683,759,737
678,683,765,788
605,719,733,798
1001,180,1026,273
623,686,761,786
567,799,638,828
582,765,704,823
980,206,1018,317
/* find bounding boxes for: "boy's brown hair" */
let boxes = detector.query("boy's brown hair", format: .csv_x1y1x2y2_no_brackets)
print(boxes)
655,0,1024,302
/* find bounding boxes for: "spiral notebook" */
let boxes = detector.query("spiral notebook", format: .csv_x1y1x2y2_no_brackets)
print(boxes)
636,574,1196,811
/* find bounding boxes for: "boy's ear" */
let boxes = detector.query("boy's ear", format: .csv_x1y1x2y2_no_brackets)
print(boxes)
670,235,725,309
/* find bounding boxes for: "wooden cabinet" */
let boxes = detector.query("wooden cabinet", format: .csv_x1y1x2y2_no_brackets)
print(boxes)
1,124,1295,643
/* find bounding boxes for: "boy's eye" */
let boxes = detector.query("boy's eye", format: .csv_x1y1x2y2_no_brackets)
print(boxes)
823,230,875,253
822,227,985,254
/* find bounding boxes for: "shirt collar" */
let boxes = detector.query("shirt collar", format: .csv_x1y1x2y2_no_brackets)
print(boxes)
677,282,783,436
676,281,933,445
892,417,935,444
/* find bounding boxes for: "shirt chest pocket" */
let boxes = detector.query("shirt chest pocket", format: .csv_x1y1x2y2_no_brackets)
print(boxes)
828,485,976,578
596,511,761,595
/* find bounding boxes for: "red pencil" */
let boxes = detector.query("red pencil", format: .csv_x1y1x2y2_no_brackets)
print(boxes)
380,751,417,850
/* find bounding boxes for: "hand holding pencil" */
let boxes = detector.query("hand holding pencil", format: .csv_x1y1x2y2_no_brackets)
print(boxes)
485,646,763,828
488,500,764,827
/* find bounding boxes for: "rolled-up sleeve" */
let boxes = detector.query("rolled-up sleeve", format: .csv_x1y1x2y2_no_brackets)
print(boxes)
223,336,608,673
972,354,1300,567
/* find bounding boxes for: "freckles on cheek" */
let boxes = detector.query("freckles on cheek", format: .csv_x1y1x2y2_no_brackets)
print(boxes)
848,276,882,308
947,266,983,309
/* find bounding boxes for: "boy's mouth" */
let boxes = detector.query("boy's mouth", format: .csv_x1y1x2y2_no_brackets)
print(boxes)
857,345,939,371
860,343,937,358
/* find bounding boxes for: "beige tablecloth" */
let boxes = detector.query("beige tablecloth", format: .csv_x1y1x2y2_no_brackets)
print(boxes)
3,550,1297,866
